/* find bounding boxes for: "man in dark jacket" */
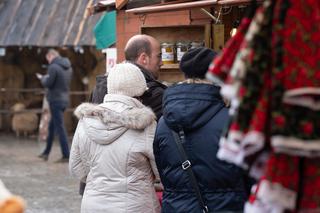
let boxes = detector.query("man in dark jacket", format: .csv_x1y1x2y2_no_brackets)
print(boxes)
124,34,167,120
153,47,247,212
90,34,167,119
37,49,72,162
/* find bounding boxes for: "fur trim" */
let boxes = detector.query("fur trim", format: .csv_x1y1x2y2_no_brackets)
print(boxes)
244,199,284,213
217,130,265,170
73,103,105,119
205,72,224,86
283,87,320,110
248,151,269,180
257,179,296,211
217,135,248,169
220,83,239,101
74,102,156,130
242,131,265,156
179,78,214,85
272,136,320,157
220,84,241,116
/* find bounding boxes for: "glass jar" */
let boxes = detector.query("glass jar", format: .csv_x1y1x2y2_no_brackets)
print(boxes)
190,41,204,49
176,41,189,62
161,42,175,64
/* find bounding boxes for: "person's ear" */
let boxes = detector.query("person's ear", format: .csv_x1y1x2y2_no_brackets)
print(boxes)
139,52,149,65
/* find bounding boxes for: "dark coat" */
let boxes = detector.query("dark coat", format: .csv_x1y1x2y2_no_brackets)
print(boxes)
154,83,247,213
136,64,167,120
89,74,108,104
41,57,72,103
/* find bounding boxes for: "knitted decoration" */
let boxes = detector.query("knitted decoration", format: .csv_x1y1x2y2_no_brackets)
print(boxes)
210,0,320,212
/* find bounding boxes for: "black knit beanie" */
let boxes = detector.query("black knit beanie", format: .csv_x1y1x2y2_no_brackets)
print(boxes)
179,47,217,79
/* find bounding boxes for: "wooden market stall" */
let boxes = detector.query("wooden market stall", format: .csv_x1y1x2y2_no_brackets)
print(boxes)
0,0,108,134
113,0,255,83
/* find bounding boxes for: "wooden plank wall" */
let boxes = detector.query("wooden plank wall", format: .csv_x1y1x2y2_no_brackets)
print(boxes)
0,47,104,133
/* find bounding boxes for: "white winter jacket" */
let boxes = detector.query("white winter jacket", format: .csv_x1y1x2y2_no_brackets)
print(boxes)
69,94,161,213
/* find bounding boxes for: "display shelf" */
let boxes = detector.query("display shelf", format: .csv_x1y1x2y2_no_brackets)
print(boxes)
141,24,211,83
141,25,210,45
161,63,179,70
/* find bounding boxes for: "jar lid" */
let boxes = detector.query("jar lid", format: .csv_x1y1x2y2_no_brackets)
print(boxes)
161,42,174,45
176,41,189,45
191,41,204,45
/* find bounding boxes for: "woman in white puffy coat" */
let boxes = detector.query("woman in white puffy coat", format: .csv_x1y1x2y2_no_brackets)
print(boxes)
69,63,161,213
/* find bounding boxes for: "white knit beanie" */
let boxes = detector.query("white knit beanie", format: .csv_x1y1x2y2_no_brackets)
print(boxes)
107,63,147,97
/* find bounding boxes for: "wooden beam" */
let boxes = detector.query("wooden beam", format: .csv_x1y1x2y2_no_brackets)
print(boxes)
126,0,218,14
126,0,161,10
74,0,93,46
217,0,262,6
116,0,128,9
126,0,263,14
126,0,193,9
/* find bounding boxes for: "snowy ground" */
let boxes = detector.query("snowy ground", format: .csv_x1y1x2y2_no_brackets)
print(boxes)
0,134,81,213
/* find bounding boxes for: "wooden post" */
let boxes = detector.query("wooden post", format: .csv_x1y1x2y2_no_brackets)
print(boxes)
212,24,224,51
116,0,128,9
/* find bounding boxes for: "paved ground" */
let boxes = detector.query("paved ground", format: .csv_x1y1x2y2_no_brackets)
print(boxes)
0,134,81,213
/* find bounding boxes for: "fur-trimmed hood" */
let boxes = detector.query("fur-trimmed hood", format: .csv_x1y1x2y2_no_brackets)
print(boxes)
74,94,156,145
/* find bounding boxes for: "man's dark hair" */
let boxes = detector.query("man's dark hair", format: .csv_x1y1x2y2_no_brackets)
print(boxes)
124,36,152,61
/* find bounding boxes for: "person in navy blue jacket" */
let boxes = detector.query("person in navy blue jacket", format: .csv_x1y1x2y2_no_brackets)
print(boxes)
37,49,72,162
153,47,247,213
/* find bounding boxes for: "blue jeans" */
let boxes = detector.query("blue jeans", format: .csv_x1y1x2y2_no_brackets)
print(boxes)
43,101,69,158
